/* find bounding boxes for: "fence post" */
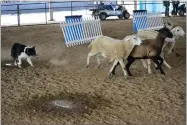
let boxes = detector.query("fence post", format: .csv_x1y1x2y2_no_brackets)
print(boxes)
45,3,47,24
17,4,20,26
71,2,72,16
86,6,87,14
134,0,137,10
49,1,54,21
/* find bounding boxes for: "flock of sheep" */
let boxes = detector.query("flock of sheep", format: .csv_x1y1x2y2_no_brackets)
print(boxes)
86,21,185,79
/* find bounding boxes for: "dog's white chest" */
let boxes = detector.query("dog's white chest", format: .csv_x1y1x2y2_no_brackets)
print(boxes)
19,52,29,59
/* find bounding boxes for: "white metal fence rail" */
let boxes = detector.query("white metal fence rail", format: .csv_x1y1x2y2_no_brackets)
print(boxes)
133,12,164,32
60,16,102,47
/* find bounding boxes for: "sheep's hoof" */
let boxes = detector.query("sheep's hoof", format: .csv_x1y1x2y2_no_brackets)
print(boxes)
18,66,22,69
155,67,159,70
162,73,166,75
166,65,171,69
168,66,172,69
127,73,132,76
97,65,101,69
94,65,100,69
175,53,180,57
85,65,89,68
148,68,152,74
108,72,115,79
124,76,128,79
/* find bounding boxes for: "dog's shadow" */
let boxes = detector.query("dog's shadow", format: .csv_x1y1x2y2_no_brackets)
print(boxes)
2,61,31,70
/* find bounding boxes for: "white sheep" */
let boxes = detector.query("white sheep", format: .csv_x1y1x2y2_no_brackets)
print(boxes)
140,26,185,74
86,35,142,78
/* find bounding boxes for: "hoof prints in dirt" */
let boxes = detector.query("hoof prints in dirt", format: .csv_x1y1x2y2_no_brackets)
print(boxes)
21,93,108,117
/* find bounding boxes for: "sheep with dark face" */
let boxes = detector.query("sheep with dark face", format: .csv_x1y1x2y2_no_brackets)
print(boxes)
109,27,173,77
140,26,185,74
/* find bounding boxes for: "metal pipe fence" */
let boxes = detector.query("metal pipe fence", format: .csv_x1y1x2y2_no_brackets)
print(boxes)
1,1,186,26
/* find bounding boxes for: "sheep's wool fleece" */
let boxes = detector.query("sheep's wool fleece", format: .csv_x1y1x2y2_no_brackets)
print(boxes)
137,30,158,40
89,36,134,59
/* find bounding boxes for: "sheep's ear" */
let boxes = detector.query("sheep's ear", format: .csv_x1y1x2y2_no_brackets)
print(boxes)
173,24,176,28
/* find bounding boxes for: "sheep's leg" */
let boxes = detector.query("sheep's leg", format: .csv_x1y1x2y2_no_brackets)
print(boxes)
155,52,164,69
150,57,160,71
163,60,171,69
109,59,119,78
86,52,98,68
125,56,135,76
155,55,164,70
96,54,101,68
147,59,152,74
109,58,125,75
118,59,128,78
110,62,120,75
141,59,148,68
157,56,165,74
141,59,153,74
161,54,172,69
161,40,169,52
167,40,176,54
150,56,165,75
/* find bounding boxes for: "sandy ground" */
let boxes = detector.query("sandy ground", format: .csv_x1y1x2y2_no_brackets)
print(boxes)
1,17,186,125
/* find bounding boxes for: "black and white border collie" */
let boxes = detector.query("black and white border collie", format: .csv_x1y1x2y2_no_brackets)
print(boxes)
11,43,37,68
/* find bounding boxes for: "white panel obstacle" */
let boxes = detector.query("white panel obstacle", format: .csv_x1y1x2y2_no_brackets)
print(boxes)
60,16,103,47
133,11,164,32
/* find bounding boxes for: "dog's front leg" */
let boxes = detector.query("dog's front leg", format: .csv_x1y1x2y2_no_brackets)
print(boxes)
17,57,22,68
27,58,34,67
14,58,18,66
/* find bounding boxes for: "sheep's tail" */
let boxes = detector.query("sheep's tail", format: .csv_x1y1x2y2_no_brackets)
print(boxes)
88,41,93,48
88,36,102,48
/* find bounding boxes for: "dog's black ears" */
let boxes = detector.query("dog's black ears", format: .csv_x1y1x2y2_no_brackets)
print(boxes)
33,46,35,48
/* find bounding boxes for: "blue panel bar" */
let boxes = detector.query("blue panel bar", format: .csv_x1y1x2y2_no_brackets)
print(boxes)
65,15,83,44
133,10,147,32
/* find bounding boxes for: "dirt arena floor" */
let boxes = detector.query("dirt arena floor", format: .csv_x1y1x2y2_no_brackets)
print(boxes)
1,17,186,125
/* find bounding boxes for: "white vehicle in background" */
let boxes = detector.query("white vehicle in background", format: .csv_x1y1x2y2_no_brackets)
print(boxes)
90,4,130,20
